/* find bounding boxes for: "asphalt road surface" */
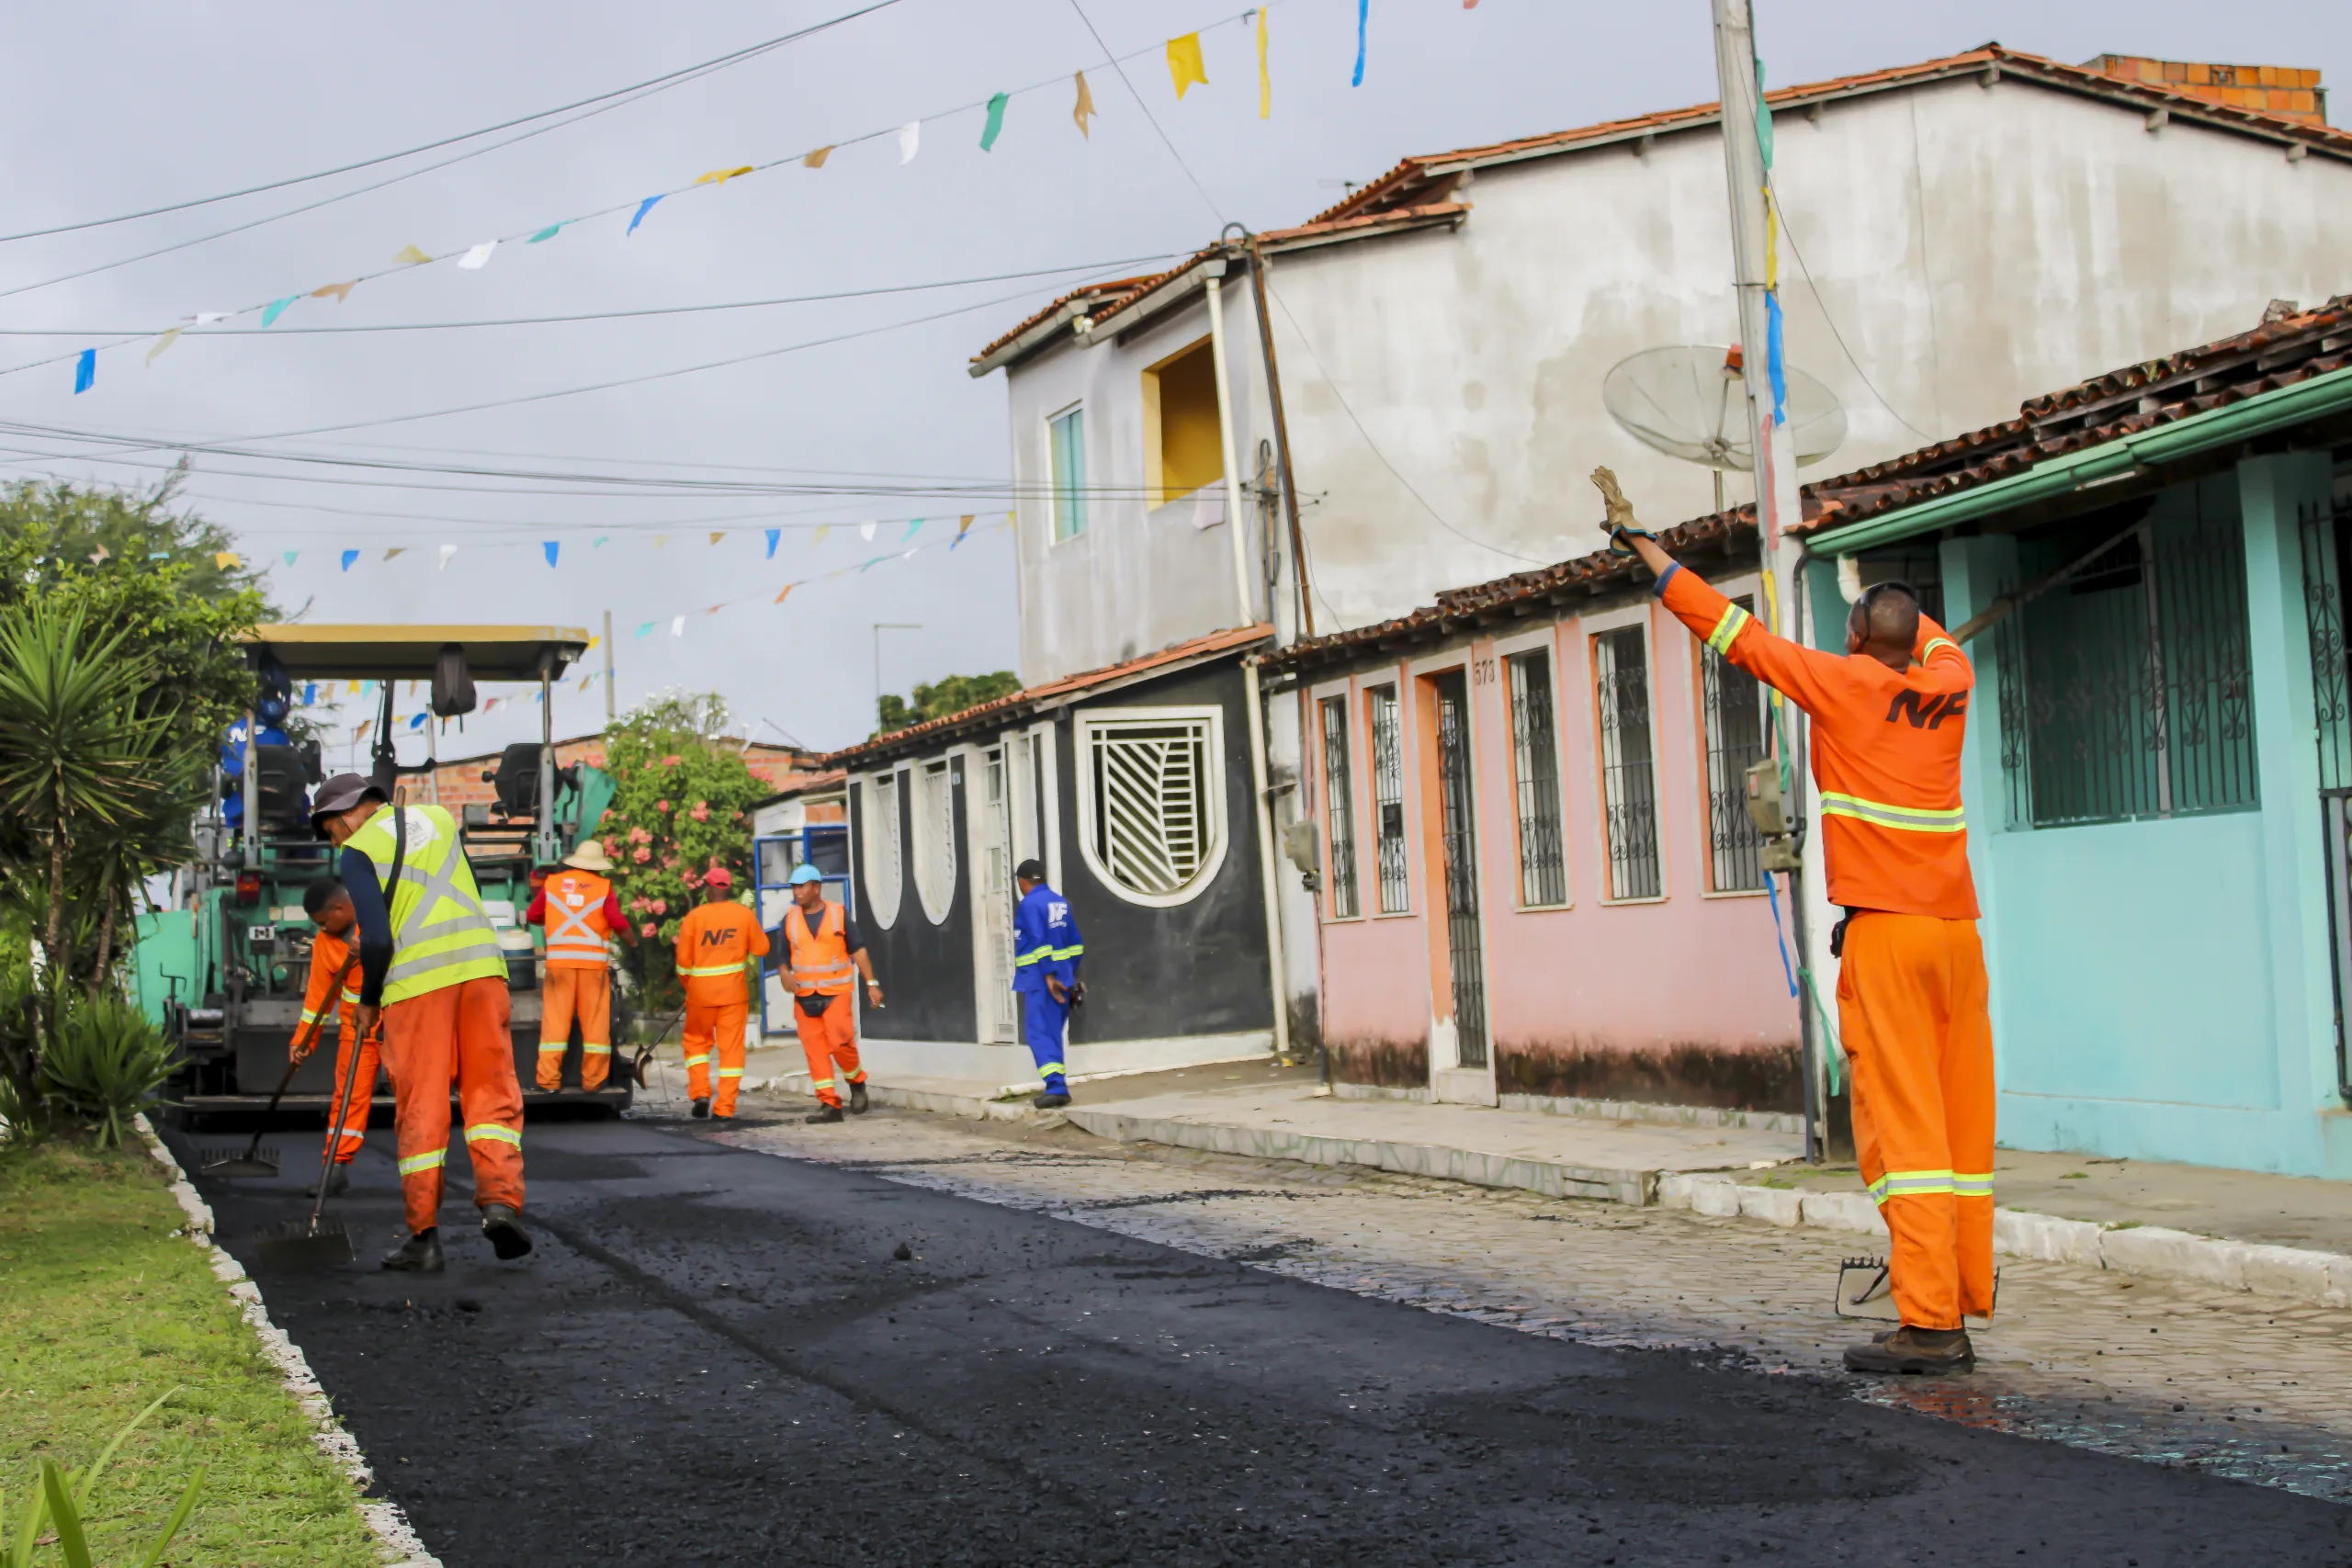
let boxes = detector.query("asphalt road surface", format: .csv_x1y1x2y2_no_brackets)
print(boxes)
178,1113,2349,1567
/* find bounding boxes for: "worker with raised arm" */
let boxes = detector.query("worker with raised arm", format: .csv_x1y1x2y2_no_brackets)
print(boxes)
672,867,768,1121
1012,859,1083,1111
770,863,882,1125
289,877,380,1199
1594,468,1991,1377
311,773,530,1275
525,838,635,1094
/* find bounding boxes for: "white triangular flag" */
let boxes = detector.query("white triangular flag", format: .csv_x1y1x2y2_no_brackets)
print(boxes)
858,521,877,541
670,615,685,637
437,544,458,570
458,241,498,270
898,120,921,164
193,312,231,325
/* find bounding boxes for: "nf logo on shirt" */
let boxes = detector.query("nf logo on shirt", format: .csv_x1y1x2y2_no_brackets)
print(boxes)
700,930,735,947
1885,690,1967,729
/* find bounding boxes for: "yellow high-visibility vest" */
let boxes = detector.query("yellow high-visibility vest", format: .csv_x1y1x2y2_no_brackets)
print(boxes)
343,804,507,1005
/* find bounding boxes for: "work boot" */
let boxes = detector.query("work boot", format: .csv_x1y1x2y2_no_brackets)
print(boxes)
805,1104,845,1124
1035,1090,1071,1111
304,1164,350,1199
1843,1325,1974,1375
380,1229,444,1274
691,1098,710,1120
848,1081,870,1115
480,1203,533,1261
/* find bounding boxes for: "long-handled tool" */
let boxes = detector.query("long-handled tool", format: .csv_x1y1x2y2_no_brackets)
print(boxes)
253,1005,365,1269
198,954,355,1179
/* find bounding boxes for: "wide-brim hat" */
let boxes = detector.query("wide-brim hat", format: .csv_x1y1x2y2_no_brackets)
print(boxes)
310,773,387,837
562,839,613,874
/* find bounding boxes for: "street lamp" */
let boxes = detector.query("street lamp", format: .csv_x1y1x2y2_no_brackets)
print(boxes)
872,622,922,732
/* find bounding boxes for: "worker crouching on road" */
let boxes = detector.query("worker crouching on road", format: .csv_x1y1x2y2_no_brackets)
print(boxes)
673,867,767,1120
526,839,636,1092
1012,860,1082,1111
770,864,882,1125
291,878,382,1200
312,773,531,1275
1598,470,1992,1377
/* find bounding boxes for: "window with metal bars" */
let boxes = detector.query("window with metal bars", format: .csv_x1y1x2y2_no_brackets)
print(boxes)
1368,683,1409,912
1077,709,1226,905
1592,626,1662,899
1698,595,1770,891
1319,695,1361,918
1994,494,2256,829
861,772,904,928
910,759,956,923
1506,650,1567,906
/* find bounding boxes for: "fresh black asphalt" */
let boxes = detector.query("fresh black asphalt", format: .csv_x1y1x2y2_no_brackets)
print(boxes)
173,1113,2349,1566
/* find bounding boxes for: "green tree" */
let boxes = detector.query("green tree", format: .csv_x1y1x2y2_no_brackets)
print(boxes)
875,670,1020,735
596,690,771,1013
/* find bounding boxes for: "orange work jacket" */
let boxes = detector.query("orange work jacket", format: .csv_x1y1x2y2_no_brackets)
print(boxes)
784,902,855,996
1657,564,1979,920
293,928,366,1056
673,898,770,1006
541,869,615,969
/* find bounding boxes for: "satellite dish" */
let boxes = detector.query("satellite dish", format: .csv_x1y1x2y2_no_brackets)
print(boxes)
1603,344,1849,470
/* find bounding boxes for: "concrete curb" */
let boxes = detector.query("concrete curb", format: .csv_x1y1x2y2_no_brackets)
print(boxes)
751,1073,1060,1126
1657,1171,2352,1311
133,1116,442,1568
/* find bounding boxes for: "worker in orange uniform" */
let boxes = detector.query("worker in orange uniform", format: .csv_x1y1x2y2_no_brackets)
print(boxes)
313,773,530,1276
672,867,768,1120
771,863,884,1125
1599,468,1991,1377
525,838,635,1093
290,877,381,1199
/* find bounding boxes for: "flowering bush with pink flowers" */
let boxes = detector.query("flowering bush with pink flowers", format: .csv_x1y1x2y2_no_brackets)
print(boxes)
597,691,768,1010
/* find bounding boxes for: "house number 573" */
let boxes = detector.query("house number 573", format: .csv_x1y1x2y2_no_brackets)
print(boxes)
1472,658,1498,686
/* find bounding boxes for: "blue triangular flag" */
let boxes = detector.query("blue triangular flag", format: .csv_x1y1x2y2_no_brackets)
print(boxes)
1351,0,1369,86
903,518,924,542
303,683,317,705
627,195,663,235
543,541,560,568
763,528,780,559
73,349,95,394
340,548,359,571
594,536,610,547
636,621,654,637
282,549,299,566
528,223,563,243
408,713,426,730
262,296,298,327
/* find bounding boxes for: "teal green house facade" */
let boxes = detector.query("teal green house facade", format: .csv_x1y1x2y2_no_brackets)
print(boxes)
1799,305,2352,1179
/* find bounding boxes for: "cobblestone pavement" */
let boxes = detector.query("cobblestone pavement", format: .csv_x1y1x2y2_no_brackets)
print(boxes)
718,1103,2352,1503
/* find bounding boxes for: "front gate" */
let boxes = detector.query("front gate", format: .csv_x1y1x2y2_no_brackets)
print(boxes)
1432,671,1488,1069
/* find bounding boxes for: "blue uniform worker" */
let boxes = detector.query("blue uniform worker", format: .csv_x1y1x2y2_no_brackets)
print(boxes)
220,708,294,831
1012,859,1083,1109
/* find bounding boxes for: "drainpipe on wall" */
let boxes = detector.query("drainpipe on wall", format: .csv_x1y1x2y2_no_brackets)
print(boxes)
1204,269,1256,626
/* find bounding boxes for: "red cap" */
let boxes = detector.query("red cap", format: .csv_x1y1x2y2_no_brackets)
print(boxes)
703,866,733,889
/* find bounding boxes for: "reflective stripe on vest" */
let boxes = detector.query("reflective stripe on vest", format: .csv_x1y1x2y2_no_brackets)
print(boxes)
1819,793,1967,834
545,872,612,964
679,963,748,978
1867,1168,1955,1204
1706,600,1752,655
786,902,854,995
345,805,508,1004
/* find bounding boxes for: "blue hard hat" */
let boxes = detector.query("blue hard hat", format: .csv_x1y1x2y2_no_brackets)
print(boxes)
789,863,825,886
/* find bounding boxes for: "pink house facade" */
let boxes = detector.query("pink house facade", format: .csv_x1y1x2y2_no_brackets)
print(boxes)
1265,524,1803,1117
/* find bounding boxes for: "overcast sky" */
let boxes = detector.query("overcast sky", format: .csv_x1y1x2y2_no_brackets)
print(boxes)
4,0,2339,761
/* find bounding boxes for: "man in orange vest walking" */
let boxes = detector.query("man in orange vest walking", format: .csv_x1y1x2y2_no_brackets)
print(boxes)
1601,470,1992,1377
526,839,635,1093
673,867,768,1120
290,877,381,1199
773,863,884,1125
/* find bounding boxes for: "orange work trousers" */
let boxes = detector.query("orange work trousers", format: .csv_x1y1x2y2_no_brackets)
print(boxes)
1836,912,1996,1331
380,976,525,1236
683,995,749,1117
793,992,865,1109
537,964,614,1091
322,1026,381,1166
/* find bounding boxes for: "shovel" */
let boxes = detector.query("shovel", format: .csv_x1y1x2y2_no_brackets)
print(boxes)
198,954,356,1179
253,998,367,1269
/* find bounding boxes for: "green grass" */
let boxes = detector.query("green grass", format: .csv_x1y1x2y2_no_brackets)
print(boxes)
0,1140,379,1567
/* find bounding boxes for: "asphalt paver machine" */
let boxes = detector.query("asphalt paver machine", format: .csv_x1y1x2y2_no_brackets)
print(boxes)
150,624,632,1121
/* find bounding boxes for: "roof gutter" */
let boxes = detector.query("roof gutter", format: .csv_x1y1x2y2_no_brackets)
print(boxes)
967,300,1091,378
1082,255,1225,342
1806,362,2352,556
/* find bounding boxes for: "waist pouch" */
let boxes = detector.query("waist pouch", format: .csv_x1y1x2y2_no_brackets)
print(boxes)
797,992,835,1019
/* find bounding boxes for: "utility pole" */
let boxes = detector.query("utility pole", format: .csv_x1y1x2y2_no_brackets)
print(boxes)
1712,0,1825,1160
602,609,616,722
872,623,922,733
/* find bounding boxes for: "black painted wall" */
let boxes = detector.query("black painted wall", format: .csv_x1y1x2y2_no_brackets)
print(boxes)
850,755,978,1043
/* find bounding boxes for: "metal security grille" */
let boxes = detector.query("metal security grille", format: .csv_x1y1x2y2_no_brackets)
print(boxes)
1508,651,1567,906
1433,672,1487,1068
1085,717,1215,897
2300,495,2352,1104
978,750,1016,1043
1369,684,1409,912
862,773,903,927
1593,626,1662,898
1319,695,1361,918
910,760,956,923
1699,595,1770,891
1996,498,2256,828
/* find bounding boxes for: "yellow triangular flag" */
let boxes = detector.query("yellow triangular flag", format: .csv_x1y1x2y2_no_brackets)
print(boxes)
1073,72,1097,137
311,280,356,302
144,327,182,366
1166,33,1207,99
801,145,833,169
812,525,831,545
392,245,432,265
384,547,406,560
652,535,669,549
1257,5,1271,118
88,545,109,565
213,551,241,570
695,166,753,186
708,531,726,546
